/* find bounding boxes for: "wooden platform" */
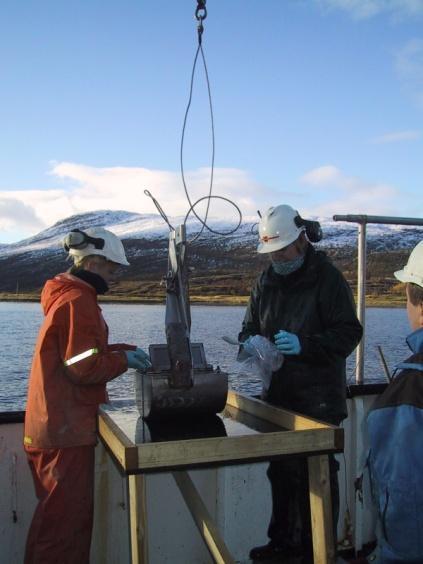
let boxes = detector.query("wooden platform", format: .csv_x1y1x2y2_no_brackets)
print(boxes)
98,390,343,564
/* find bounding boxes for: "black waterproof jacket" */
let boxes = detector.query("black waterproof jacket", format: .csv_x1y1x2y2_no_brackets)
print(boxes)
239,245,362,422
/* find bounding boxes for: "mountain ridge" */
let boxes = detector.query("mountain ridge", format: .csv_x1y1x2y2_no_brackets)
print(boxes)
1,209,422,300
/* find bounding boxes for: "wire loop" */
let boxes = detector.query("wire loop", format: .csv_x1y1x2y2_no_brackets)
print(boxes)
179,41,216,241
144,0,242,247
184,196,242,239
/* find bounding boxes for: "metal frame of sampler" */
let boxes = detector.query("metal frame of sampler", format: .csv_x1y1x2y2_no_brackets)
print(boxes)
98,390,344,564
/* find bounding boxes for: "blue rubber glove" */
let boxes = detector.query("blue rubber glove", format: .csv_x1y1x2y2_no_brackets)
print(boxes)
274,330,301,355
125,348,152,371
240,335,254,355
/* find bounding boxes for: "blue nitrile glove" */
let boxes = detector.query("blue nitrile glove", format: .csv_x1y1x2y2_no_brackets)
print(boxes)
274,330,301,355
125,348,152,371
240,335,254,355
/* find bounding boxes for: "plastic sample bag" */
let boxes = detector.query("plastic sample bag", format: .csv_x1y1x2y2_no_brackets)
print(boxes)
238,335,284,392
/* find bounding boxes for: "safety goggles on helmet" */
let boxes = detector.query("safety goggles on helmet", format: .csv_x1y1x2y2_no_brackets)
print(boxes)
63,227,130,266
63,229,105,252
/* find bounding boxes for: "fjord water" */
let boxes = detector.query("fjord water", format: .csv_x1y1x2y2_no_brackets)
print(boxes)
0,302,411,411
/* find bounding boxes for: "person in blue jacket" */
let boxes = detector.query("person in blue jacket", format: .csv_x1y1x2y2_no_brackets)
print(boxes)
365,240,423,563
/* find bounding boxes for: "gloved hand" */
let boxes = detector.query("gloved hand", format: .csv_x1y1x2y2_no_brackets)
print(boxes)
125,348,152,371
240,335,254,355
274,330,301,355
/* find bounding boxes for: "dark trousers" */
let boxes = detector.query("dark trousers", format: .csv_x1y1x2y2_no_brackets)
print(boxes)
267,454,340,551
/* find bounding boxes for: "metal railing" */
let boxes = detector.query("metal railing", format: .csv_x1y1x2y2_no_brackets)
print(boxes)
332,214,423,384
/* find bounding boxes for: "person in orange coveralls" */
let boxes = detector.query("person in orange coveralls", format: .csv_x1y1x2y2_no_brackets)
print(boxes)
24,226,151,564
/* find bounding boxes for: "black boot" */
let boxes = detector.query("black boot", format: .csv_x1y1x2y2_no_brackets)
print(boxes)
249,541,303,561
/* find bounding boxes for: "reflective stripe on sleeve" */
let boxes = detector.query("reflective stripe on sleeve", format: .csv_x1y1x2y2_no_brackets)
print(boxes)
64,348,99,367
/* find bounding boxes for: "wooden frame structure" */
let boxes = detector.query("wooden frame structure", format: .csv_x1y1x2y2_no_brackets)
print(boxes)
98,390,343,564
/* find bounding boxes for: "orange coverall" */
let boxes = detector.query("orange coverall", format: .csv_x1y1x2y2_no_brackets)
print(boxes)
24,273,135,564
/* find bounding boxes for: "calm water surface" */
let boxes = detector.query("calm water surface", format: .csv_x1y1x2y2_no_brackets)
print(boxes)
0,302,411,411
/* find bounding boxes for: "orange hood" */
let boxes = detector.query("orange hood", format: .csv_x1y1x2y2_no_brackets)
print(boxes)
41,273,96,316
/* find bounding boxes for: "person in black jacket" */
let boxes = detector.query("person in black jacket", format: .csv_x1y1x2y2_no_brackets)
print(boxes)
240,205,363,562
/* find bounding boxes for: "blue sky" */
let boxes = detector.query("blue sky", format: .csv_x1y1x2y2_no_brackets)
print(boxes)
1,0,422,243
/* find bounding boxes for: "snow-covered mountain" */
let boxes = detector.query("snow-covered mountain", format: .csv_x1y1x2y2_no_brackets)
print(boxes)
0,210,421,294
1,209,422,259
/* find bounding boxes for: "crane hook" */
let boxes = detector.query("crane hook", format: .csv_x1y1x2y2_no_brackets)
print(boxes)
195,0,207,44
195,0,207,21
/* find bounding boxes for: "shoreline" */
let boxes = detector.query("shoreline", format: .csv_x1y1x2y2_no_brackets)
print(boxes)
0,293,406,308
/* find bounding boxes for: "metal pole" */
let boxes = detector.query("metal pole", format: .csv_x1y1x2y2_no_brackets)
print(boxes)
333,213,423,384
333,214,423,227
356,223,366,384
376,345,392,383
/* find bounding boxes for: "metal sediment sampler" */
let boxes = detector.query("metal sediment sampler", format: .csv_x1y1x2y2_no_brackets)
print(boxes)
135,225,228,421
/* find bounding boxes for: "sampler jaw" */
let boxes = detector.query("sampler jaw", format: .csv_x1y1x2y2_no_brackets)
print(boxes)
135,343,228,420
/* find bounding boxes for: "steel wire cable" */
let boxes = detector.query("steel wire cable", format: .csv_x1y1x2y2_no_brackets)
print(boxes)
146,2,242,245
179,29,242,243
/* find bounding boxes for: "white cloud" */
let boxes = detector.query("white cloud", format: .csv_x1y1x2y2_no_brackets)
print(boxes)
0,163,274,241
301,165,342,186
300,165,403,216
50,162,268,221
394,39,423,108
317,0,423,20
0,198,43,231
370,130,421,143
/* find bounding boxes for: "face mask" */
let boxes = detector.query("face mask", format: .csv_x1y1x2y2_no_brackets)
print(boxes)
272,255,305,276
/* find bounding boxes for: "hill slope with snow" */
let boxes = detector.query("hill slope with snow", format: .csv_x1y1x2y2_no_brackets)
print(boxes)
0,209,422,295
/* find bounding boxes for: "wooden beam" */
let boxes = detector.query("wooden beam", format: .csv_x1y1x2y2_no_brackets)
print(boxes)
98,411,138,471
226,390,335,431
128,474,148,564
308,455,336,564
131,427,340,471
173,471,235,564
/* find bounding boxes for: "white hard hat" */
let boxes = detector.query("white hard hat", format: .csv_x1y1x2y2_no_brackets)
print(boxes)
394,241,423,288
257,205,305,254
63,227,130,266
